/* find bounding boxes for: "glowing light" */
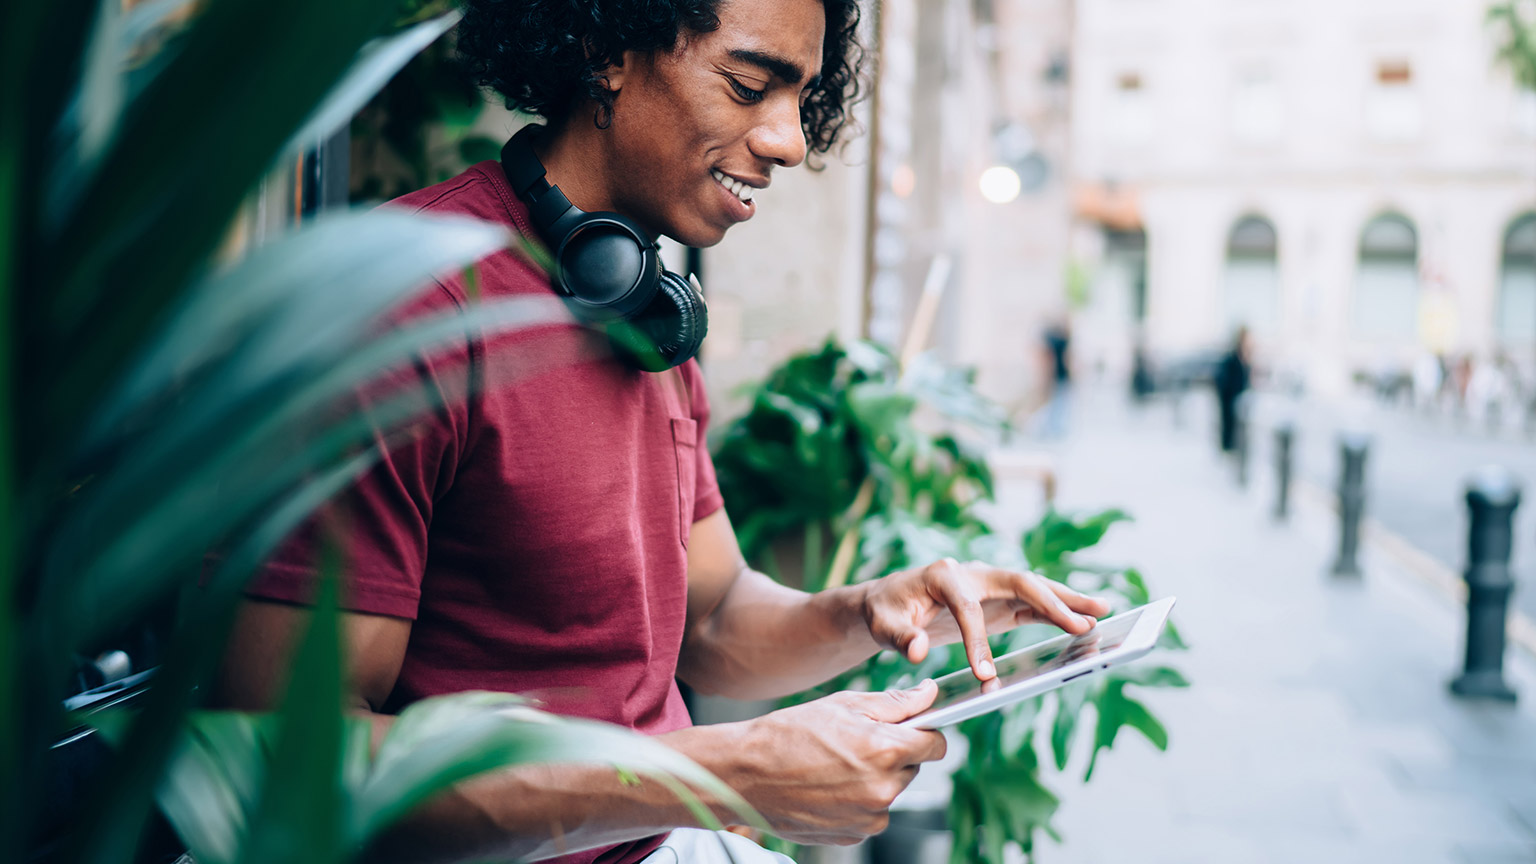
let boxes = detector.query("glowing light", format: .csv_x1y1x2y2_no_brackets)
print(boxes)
979,165,1021,204
891,163,916,198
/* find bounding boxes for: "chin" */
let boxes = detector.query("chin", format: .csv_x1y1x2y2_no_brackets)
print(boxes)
668,224,730,249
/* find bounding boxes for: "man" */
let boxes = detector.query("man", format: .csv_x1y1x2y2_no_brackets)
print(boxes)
1214,326,1252,454
1038,319,1072,437
216,1,1109,863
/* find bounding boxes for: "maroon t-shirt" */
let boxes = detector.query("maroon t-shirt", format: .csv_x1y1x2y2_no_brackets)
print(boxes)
247,162,723,864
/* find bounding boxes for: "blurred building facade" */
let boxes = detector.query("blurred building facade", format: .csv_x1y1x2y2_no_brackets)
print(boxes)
1069,0,1536,395
700,0,1080,416
696,0,1536,413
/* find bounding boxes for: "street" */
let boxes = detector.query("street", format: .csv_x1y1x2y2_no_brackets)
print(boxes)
1239,389,1536,626
984,387,1536,863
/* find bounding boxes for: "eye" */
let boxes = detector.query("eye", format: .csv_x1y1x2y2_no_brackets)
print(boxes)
727,76,766,104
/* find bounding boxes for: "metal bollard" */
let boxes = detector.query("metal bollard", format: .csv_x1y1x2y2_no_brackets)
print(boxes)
1235,394,1252,488
1449,467,1521,702
1330,433,1370,578
1273,422,1295,521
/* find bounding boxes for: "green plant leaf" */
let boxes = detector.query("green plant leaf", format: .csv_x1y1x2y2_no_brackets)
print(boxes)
40,0,400,450
1022,509,1132,572
1085,681,1169,782
1049,683,1089,771
282,11,462,160
458,136,503,165
238,546,347,864
54,294,567,655
61,447,379,864
160,712,275,864
354,693,763,846
83,208,510,453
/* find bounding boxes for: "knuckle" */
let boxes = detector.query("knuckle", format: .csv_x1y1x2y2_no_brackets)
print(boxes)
871,740,903,766
929,732,949,760
867,811,891,836
930,557,959,576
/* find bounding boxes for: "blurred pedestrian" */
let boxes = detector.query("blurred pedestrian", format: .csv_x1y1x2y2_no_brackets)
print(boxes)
1130,336,1156,405
1451,354,1474,417
1412,352,1444,414
1215,326,1252,453
1038,319,1073,437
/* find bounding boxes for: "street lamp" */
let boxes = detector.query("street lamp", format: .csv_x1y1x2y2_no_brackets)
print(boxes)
979,164,1021,204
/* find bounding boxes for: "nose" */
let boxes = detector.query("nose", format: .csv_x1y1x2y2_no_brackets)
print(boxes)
747,96,807,169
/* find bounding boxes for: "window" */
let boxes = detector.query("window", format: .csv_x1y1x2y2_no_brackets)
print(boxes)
1515,89,1536,140
1112,71,1153,146
1498,213,1536,346
1230,68,1283,146
1353,214,1419,340
1225,216,1279,332
1365,59,1421,141
1105,228,1149,323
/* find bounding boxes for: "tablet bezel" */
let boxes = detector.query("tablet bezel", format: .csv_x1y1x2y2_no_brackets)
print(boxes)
899,596,1177,729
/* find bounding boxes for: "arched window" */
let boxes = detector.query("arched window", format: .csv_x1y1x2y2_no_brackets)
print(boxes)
1224,215,1279,332
1353,213,1419,340
1497,213,1536,346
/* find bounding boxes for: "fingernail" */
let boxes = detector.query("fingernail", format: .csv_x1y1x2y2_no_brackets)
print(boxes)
978,659,996,678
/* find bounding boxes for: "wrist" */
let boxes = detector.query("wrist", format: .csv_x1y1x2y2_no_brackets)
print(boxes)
813,580,879,651
658,722,758,822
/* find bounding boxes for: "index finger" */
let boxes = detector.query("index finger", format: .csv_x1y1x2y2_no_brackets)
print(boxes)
931,563,997,681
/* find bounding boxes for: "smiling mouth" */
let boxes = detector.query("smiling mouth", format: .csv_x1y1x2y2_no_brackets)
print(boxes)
710,169,755,205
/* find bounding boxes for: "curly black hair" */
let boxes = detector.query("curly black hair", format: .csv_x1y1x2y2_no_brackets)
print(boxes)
457,0,864,164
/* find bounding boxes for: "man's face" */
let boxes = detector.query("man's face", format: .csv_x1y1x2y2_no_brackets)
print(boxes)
599,0,827,248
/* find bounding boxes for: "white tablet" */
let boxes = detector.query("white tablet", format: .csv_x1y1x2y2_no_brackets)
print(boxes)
900,596,1177,729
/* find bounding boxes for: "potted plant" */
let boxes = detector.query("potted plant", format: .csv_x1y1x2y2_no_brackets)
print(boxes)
712,338,1187,864
1,3,745,862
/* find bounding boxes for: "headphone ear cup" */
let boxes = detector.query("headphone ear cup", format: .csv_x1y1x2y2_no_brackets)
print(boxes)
605,270,708,372
652,270,708,366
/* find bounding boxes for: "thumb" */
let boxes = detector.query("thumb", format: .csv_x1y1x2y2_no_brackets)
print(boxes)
857,679,939,723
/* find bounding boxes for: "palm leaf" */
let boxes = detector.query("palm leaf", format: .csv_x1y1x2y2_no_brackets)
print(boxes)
237,549,347,864
62,450,380,864
50,294,569,655
82,208,511,458
282,11,464,160
36,0,398,456
355,694,763,846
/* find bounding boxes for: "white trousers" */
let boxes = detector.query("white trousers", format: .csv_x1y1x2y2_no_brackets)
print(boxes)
640,829,796,864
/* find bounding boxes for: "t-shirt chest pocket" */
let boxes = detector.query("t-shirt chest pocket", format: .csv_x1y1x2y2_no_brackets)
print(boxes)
670,417,698,548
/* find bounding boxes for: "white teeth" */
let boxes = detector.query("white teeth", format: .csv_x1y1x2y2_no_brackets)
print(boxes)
711,169,754,205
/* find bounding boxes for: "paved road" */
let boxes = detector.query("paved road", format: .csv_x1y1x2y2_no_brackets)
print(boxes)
983,390,1536,864
1234,390,1536,624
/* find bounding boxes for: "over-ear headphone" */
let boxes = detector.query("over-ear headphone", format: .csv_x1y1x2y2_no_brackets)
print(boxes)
500,125,708,372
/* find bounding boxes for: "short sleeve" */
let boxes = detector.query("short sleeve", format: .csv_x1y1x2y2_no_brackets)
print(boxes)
682,361,724,524
244,281,474,620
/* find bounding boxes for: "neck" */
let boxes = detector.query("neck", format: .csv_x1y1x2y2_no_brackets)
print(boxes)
535,116,621,219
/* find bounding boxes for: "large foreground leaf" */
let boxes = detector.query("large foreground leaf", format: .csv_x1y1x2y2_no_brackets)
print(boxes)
356,693,762,846
238,551,347,864
38,0,398,456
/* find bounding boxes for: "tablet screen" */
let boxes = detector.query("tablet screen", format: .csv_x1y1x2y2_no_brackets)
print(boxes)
928,608,1144,711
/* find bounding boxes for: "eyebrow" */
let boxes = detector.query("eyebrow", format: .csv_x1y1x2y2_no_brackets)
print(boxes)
727,48,820,89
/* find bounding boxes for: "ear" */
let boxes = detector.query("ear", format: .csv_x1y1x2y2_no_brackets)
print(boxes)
597,49,642,93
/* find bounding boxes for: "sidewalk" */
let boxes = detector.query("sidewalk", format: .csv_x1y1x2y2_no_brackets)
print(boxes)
986,388,1536,864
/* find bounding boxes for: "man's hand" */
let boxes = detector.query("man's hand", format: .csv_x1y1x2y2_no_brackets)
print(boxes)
723,680,947,846
861,558,1111,681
